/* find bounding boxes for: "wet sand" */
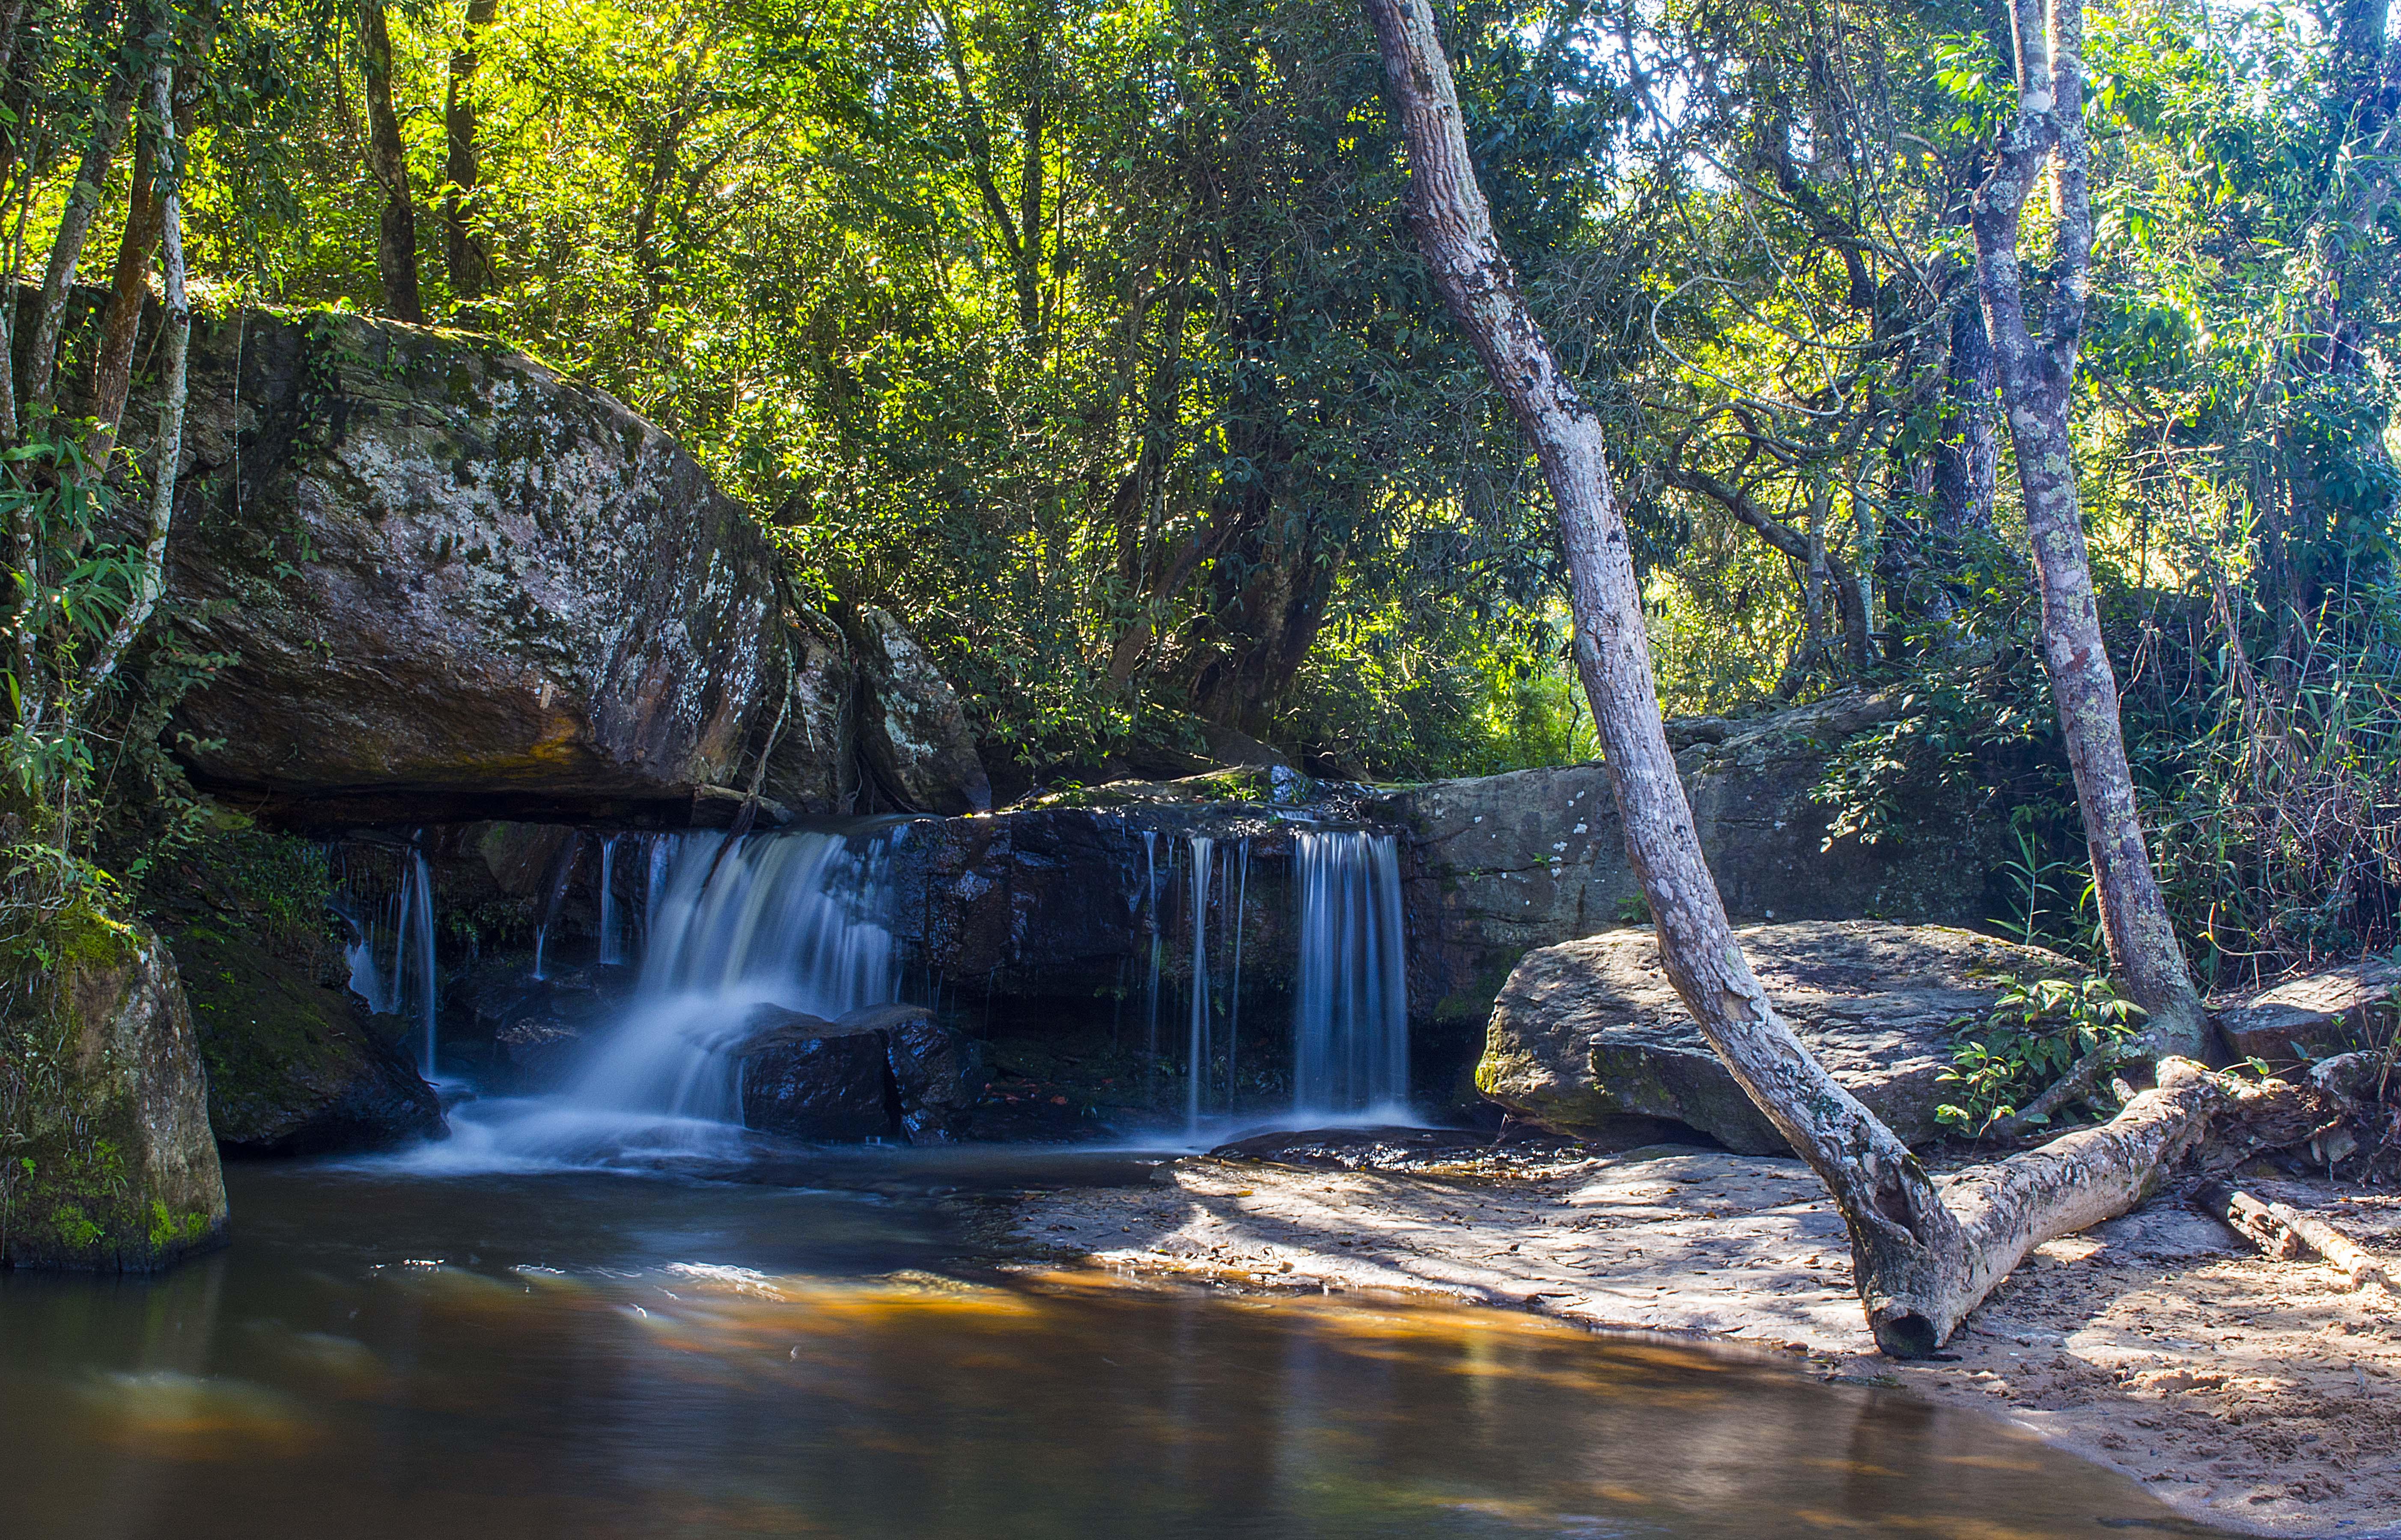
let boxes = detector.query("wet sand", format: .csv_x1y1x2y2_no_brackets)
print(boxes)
998,1139,2401,1537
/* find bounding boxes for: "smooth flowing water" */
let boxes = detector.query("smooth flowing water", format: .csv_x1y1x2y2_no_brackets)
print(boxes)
0,1162,2218,1540
428,826,909,1170
1291,829,1409,1118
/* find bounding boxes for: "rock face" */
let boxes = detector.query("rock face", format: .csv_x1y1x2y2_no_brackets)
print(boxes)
849,606,992,816
140,308,842,825
1478,921,2073,1153
1391,692,2002,1034
2215,957,2401,1065
1,926,227,1269
733,1004,984,1142
170,920,445,1155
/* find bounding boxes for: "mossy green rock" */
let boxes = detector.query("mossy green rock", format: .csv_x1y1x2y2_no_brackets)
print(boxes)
1478,921,2076,1153
166,920,442,1156
1,926,228,1270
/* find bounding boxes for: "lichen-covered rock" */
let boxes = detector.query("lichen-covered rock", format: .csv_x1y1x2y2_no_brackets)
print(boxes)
849,606,991,816
141,308,843,824
1392,691,2002,1033
169,919,444,1155
2215,957,2401,1065
1,923,227,1269
1478,921,2073,1153
735,1008,894,1140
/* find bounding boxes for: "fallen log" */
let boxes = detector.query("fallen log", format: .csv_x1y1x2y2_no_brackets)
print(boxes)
2197,1181,2397,1299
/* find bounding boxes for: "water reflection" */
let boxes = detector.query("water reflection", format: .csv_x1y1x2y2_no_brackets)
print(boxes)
0,1165,2224,1540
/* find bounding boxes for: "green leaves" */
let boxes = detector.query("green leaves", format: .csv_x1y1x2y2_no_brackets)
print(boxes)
1936,974,2147,1137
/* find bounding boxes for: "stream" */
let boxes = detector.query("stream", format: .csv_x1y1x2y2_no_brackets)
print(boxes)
1,1156,2224,1540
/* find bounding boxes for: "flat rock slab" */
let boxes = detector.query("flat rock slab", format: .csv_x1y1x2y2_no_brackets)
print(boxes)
1479,920,2074,1152
2214,955,2400,1064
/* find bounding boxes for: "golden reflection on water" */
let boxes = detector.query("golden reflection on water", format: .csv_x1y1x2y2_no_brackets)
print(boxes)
0,1170,2234,1540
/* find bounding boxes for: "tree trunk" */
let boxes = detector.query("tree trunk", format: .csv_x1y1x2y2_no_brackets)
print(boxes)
1969,0,2207,1058
360,1,423,325
71,36,190,720
1361,0,2244,1355
1931,294,1998,538
442,0,497,313
24,17,144,411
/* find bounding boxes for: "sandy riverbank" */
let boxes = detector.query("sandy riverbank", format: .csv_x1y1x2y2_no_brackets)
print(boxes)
993,1132,2400,1537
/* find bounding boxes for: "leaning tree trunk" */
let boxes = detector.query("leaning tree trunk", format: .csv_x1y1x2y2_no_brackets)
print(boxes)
360,1,424,324
1969,0,2208,1059
1360,0,2244,1355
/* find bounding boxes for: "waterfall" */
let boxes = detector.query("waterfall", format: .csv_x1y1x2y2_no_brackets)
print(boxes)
346,842,441,1077
1290,829,1408,1117
406,823,914,1172
1185,835,1214,1125
569,827,906,1122
596,834,623,965
1228,839,1249,1106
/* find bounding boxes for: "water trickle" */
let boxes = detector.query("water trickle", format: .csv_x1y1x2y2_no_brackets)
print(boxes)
596,834,623,966
1290,829,1408,1118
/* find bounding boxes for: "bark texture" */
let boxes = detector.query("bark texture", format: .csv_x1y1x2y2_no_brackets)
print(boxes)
442,0,497,310
360,2,423,324
1969,0,2207,1059
1362,0,2243,1355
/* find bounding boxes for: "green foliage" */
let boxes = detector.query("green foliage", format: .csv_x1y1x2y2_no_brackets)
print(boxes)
1937,976,2148,1137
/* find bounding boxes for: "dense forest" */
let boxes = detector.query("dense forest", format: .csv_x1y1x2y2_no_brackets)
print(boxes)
2,0,2392,995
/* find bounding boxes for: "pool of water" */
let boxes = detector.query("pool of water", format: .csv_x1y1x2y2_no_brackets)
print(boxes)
2,1158,2222,1540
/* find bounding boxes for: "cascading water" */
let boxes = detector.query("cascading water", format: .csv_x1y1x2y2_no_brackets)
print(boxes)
399,848,438,1076
336,843,439,1075
416,824,911,1170
1290,829,1409,1119
1185,835,1214,1125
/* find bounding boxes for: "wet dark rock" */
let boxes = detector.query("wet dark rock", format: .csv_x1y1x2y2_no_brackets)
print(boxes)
844,1004,984,1141
1480,921,2075,1153
735,1009,895,1141
1391,691,2003,1036
146,308,845,825
848,605,991,816
2,926,226,1269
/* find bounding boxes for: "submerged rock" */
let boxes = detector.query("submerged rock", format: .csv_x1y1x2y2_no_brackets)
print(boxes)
141,308,844,825
1,924,226,1269
848,606,992,816
1478,921,2073,1153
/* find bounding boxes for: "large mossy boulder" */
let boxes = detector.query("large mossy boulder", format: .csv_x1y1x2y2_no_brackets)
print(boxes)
1478,921,2074,1153
1,921,227,1269
1392,691,2006,1033
168,918,444,1156
138,308,848,825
